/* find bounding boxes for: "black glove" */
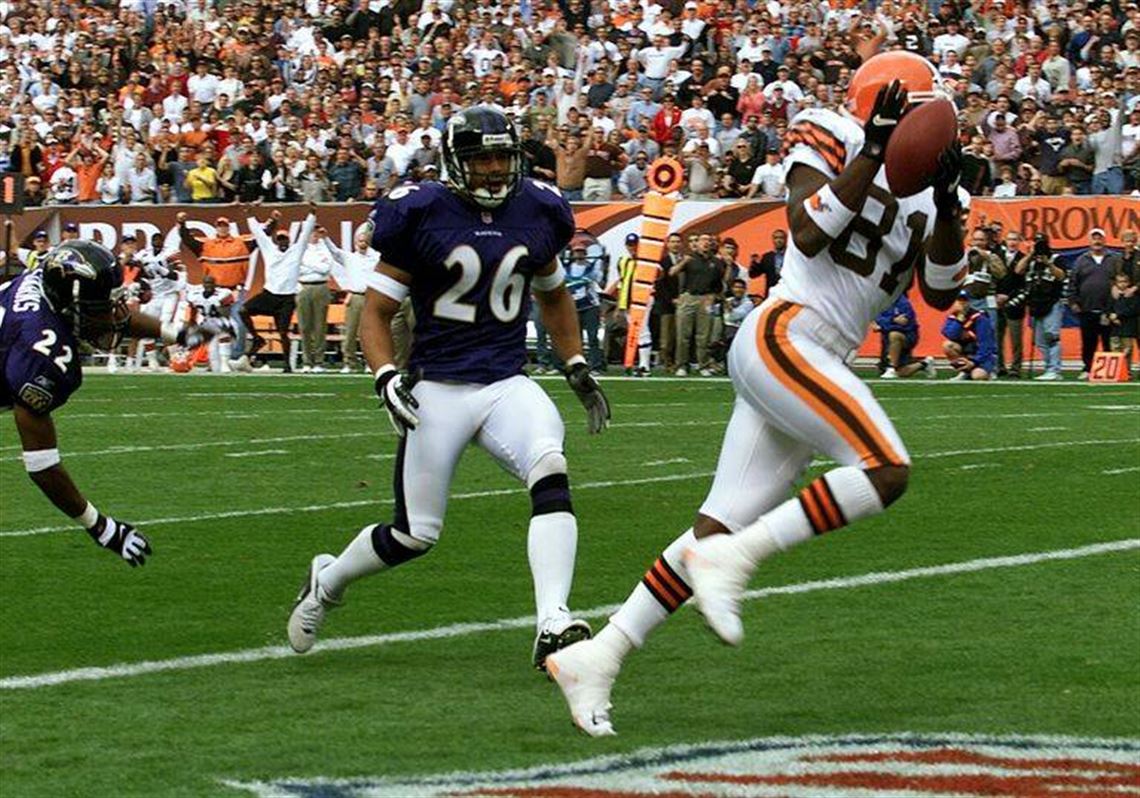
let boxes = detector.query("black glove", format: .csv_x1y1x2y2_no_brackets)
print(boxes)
374,366,421,437
861,80,907,161
86,514,151,567
932,142,963,217
564,360,610,434
178,318,235,349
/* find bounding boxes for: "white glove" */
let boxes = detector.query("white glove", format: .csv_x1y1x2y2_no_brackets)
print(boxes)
374,365,421,437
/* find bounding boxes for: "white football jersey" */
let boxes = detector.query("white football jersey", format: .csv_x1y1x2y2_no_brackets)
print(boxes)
774,108,939,349
184,284,233,320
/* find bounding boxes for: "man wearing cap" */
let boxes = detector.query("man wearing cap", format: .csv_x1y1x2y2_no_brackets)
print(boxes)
177,210,260,356
1069,228,1124,379
942,291,997,381
232,205,318,373
60,223,80,243
19,231,52,272
604,233,647,371
746,146,785,199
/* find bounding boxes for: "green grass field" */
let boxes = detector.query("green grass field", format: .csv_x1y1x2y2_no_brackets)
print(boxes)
1,373,1138,797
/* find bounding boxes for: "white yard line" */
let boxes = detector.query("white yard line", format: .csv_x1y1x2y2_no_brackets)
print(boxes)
0,472,719,538
1,538,1134,692
223,450,289,459
3,438,1138,539
641,457,692,467
1026,426,1070,432
957,464,997,471
1103,466,1140,475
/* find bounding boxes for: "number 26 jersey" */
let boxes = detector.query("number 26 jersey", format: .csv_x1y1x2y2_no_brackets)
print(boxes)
369,179,574,385
774,108,940,350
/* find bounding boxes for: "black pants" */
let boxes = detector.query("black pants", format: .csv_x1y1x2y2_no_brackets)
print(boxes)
1079,311,1111,371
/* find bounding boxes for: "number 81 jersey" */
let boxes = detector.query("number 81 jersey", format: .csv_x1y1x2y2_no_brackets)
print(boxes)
369,179,574,384
774,108,939,350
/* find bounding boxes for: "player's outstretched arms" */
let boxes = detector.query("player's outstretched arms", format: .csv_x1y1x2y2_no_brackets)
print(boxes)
920,143,967,311
787,81,907,257
13,406,151,566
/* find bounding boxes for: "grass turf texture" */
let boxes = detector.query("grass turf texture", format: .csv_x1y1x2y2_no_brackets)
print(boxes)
1,374,1137,796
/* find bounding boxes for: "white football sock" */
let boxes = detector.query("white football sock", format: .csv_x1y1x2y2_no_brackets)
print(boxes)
317,524,387,600
527,511,577,628
735,466,884,565
609,528,696,652
638,345,651,370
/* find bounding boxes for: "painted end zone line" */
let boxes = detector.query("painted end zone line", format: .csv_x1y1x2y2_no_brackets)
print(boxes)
1,538,1135,692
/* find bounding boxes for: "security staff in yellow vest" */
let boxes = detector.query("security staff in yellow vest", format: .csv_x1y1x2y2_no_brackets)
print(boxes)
604,233,649,373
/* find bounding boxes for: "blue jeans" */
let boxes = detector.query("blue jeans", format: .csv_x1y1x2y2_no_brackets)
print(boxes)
1031,302,1063,374
577,304,603,370
229,288,247,356
561,188,583,202
1091,167,1125,195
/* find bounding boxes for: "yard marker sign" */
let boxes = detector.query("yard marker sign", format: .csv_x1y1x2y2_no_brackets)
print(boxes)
623,158,683,369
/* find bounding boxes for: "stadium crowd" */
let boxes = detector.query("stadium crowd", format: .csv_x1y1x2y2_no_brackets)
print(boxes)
1,0,1137,205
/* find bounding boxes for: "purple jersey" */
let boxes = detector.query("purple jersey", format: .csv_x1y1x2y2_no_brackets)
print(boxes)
0,271,83,415
370,178,574,384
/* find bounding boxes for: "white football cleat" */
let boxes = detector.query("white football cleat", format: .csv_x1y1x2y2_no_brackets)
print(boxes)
880,367,898,379
683,535,752,646
287,553,339,653
546,639,619,737
922,356,937,379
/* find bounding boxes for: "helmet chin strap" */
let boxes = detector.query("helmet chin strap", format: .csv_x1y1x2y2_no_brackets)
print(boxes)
471,185,510,208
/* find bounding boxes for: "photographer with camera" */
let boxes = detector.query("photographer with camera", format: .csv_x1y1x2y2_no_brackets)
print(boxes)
1008,233,1067,380
964,228,1007,331
1069,228,1123,380
995,231,1027,378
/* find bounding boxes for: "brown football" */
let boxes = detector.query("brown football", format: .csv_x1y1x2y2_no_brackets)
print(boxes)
883,99,958,198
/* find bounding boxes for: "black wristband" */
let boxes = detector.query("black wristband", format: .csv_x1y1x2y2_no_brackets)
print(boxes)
860,141,885,162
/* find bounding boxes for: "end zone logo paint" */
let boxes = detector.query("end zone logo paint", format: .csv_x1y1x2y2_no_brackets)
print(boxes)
224,732,1140,797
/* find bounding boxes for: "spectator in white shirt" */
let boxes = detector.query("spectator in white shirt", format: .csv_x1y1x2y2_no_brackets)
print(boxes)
296,221,337,371
636,35,688,95
323,230,380,372
162,90,188,123
933,19,970,58
126,152,158,203
234,205,317,372
747,147,785,199
187,62,220,104
679,95,715,136
763,65,804,103
1014,63,1052,103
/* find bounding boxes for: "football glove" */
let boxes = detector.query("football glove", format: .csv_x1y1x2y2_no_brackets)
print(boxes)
565,360,611,435
861,80,907,160
374,365,421,437
86,514,151,567
932,142,964,217
178,318,235,349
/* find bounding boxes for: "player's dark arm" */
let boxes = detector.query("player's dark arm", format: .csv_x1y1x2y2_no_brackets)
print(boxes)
533,260,584,362
13,405,152,565
176,213,203,256
919,143,966,311
787,80,907,257
13,405,86,517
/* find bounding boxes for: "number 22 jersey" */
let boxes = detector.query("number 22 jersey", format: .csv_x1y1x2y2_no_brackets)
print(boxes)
0,271,83,415
773,108,941,350
369,179,574,384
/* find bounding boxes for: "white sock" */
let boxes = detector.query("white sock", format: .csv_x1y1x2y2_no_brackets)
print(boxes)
146,344,159,369
609,528,695,653
736,466,884,565
528,511,577,628
590,622,634,671
317,524,387,600
638,345,651,370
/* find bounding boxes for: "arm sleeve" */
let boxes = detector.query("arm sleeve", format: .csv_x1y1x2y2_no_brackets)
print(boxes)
245,216,275,254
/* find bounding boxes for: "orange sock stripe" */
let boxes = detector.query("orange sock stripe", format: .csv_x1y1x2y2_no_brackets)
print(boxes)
817,476,849,527
812,480,844,531
798,485,829,534
806,480,838,531
653,558,692,601
756,302,904,469
642,570,682,611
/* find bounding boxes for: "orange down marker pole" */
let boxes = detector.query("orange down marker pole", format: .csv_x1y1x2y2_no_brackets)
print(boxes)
623,157,683,368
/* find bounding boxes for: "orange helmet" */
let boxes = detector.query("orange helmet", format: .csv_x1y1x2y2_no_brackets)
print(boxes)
170,351,193,373
845,51,943,123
